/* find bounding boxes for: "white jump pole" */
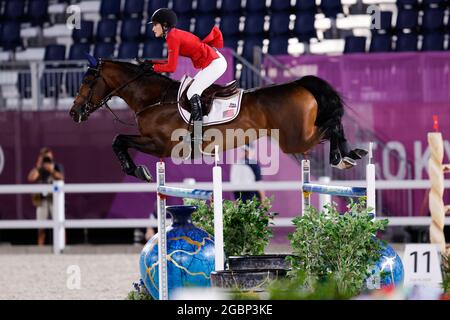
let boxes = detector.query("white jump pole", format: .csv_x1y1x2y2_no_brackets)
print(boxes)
155,148,225,299
366,142,376,218
156,161,169,300
318,176,331,211
52,180,65,254
301,142,376,216
213,145,224,271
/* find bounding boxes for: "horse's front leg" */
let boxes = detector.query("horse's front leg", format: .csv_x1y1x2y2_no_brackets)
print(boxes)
112,134,154,182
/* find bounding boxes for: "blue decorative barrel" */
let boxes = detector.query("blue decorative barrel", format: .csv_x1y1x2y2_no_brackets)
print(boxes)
139,205,215,300
366,241,404,290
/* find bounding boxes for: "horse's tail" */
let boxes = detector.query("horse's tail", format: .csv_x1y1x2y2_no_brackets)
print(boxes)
296,75,345,141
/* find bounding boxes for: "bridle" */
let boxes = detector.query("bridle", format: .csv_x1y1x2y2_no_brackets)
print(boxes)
75,59,179,126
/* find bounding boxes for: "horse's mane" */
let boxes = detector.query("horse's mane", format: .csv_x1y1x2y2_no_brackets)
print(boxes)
102,59,177,83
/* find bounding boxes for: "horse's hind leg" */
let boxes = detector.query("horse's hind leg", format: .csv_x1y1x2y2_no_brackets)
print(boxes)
331,123,368,169
112,134,153,182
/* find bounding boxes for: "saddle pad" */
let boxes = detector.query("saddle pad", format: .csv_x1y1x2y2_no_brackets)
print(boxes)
178,75,244,127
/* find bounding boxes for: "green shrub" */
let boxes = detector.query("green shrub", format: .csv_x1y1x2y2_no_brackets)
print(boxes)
286,200,388,297
185,197,275,257
126,280,153,300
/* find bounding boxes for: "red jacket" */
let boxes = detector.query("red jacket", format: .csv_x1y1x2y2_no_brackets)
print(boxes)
153,26,224,73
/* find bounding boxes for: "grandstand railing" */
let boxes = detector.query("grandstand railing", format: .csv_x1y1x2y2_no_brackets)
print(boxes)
0,180,449,254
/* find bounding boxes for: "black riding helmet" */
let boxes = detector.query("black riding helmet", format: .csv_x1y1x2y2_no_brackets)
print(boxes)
149,8,177,28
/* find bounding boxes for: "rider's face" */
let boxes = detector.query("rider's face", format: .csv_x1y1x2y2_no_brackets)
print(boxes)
152,23,164,38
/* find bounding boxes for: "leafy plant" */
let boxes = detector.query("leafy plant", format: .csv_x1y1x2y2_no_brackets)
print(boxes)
185,197,275,257
267,269,353,300
126,279,153,300
287,200,388,297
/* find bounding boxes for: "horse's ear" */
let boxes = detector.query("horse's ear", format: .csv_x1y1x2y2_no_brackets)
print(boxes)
84,52,98,68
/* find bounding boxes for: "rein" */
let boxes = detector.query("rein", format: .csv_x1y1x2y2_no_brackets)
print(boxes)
134,81,179,118
82,60,180,127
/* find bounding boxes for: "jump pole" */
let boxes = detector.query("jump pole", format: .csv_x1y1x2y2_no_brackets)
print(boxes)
155,145,225,300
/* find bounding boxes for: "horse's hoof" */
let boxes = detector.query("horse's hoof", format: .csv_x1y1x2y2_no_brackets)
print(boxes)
135,165,153,182
347,149,368,160
331,157,356,170
330,150,342,166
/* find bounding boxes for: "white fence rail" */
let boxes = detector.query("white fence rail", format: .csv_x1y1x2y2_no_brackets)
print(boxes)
1,180,450,254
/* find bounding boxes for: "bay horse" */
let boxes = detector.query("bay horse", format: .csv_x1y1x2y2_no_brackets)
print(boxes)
69,58,367,182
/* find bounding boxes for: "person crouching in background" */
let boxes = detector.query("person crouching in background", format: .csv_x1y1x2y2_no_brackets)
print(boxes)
28,147,64,246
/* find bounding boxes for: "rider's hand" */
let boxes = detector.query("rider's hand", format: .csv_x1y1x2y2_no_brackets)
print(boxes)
142,61,154,73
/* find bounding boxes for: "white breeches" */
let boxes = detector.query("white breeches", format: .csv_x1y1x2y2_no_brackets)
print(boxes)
186,50,228,100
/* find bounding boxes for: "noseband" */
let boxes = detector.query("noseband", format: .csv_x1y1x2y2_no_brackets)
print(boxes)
77,63,103,117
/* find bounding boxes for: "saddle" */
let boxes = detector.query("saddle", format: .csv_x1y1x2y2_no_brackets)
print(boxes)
179,80,239,116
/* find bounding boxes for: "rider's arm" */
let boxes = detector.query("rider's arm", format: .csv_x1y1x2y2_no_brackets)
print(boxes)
153,34,180,73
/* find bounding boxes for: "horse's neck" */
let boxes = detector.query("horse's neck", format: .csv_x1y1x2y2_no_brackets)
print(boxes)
103,63,178,112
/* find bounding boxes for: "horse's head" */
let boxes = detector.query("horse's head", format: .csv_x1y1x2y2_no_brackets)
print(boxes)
69,54,110,123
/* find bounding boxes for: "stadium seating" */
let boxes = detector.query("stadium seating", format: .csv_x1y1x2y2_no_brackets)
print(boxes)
269,12,291,36
28,0,50,26
194,15,216,40
369,34,392,52
243,14,265,36
295,0,317,13
2,0,26,22
147,0,169,18
242,36,264,61
100,0,121,19
396,9,419,32
320,0,343,18
344,36,366,53
0,0,446,76
294,12,317,42
96,19,118,43
68,43,91,60
0,21,21,51
72,20,94,44
173,0,193,16
142,40,165,58
94,42,115,58
422,32,444,51
197,0,218,15
395,33,419,51
220,0,242,13
42,44,66,98
422,8,445,32
270,0,292,12
120,18,142,42
268,36,290,55
245,0,267,14
118,41,139,59
220,14,240,37
123,0,144,19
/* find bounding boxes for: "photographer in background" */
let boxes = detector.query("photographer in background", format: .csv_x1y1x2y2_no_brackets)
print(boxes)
28,147,64,246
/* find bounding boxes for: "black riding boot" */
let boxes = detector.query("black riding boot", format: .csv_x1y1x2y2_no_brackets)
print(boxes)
190,94,203,147
189,94,203,122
